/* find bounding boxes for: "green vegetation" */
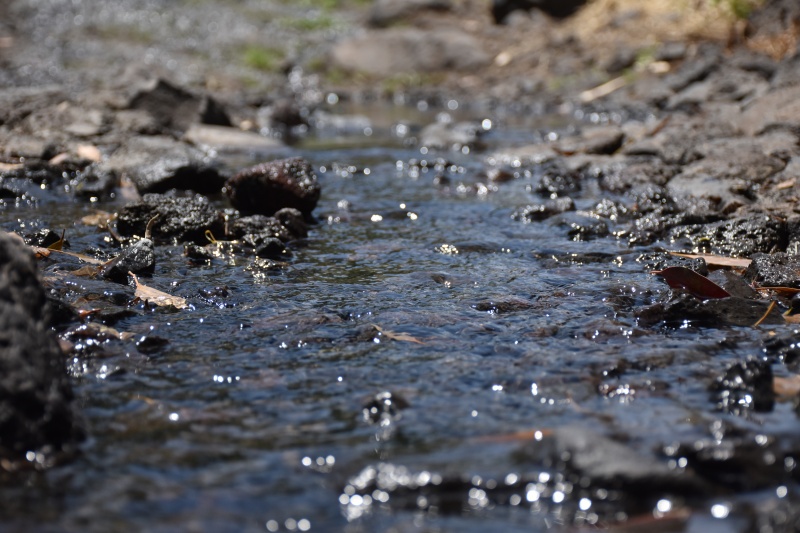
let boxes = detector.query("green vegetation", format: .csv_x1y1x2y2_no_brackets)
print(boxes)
712,0,763,19
241,45,286,72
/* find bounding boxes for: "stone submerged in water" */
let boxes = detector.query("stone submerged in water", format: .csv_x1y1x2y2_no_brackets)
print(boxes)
225,157,320,219
0,231,83,466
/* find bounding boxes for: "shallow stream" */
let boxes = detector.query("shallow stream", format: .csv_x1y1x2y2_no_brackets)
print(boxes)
2,105,799,533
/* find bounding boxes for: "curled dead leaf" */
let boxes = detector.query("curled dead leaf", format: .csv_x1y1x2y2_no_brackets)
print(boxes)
651,266,731,299
130,272,188,310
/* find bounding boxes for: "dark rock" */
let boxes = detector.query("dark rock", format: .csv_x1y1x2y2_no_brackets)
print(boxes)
743,252,800,289
102,136,225,195
710,358,774,414
603,48,637,74
637,292,781,328
229,214,293,242
369,0,452,27
226,157,320,219
667,138,786,206
330,28,489,76
707,270,760,299
472,297,534,313
72,165,119,201
0,231,83,463
117,193,225,245
274,208,308,240
664,44,721,92
491,0,588,23
25,229,63,248
532,165,583,197
100,238,156,284
362,391,410,425
654,42,687,62
521,426,702,493
0,85,65,127
596,158,676,192
247,235,290,260
763,331,800,368
512,196,575,222
555,127,625,155
668,215,788,257
550,212,609,241
127,78,231,134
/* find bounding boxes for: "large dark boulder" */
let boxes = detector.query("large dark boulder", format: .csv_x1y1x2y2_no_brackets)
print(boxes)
492,0,587,23
0,231,83,466
226,157,320,219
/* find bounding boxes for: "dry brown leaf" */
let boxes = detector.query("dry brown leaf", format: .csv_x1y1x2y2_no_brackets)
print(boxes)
668,252,752,269
71,265,102,277
773,375,800,397
76,144,102,162
784,311,800,324
31,245,104,265
47,229,66,251
776,179,796,190
130,272,188,310
80,210,116,228
372,324,425,344
755,286,800,297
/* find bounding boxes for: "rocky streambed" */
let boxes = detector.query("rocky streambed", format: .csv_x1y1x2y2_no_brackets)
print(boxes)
3,0,800,531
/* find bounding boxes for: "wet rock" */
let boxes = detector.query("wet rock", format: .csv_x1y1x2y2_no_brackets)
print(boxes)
330,28,489,76
229,214,292,242
274,208,308,240
25,228,63,248
637,293,781,328
100,238,156,284
117,193,225,245
710,358,774,414
102,136,225,195
242,234,290,260
555,126,624,155
512,196,574,222
472,297,534,313
127,78,231,134
596,157,676,192
72,165,118,201
419,121,484,151
532,165,583,197
668,215,787,257
491,0,588,23
707,270,760,299
226,157,320,219
550,212,609,241
740,85,800,136
369,0,452,27
521,426,702,493
666,433,797,491
362,391,410,425
763,330,800,368
636,251,709,277
0,231,83,463
743,252,800,289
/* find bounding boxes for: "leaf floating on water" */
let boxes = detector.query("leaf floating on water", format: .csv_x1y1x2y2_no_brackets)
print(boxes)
30,245,105,265
71,265,102,277
668,252,752,270
651,266,731,299
372,325,425,345
81,210,116,229
47,229,66,251
773,374,800,397
130,272,188,310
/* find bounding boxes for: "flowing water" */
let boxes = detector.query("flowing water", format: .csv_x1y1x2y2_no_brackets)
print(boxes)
1,107,799,532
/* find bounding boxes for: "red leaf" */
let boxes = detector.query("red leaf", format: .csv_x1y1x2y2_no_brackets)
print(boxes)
651,266,731,299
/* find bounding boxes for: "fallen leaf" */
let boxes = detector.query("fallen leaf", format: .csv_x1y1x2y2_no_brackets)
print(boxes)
372,324,424,344
668,252,752,270
784,310,800,324
130,272,188,310
776,178,796,190
651,266,731,299
755,286,800,297
773,375,800,397
80,210,116,229
31,245,104,265
76,144,102,162
71,265,102,277
47,229,66,251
